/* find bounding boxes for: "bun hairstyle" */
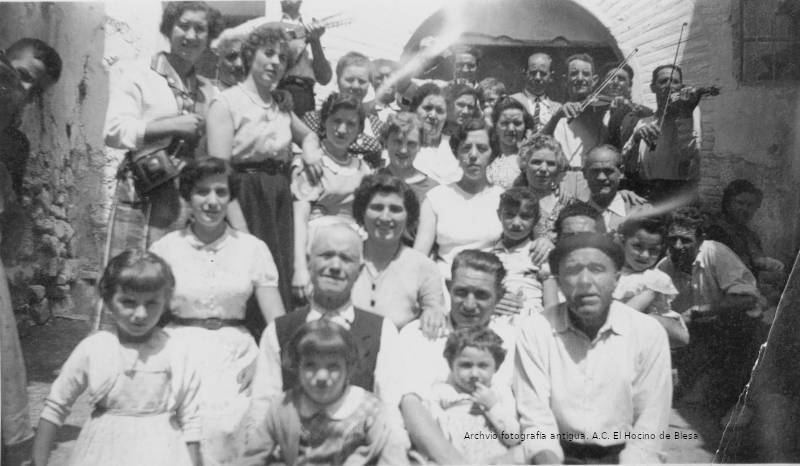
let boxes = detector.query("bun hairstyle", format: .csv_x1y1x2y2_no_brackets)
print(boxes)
282,320,360,384
98,250,176,305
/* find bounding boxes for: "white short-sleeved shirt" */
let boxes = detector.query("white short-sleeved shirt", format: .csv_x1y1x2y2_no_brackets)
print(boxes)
426,183,504,278
150,227,279,320
210,84,293,163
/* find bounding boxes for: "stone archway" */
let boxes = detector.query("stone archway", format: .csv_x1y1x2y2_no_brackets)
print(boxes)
400,0,625,99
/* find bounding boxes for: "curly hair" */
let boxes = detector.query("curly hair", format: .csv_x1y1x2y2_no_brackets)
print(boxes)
319,92,366,138
240,24,294,74
618,216,667,240
513,134,569,188
498,187,540,223
443,326,506,368
352,173,420,231
160,2,224,42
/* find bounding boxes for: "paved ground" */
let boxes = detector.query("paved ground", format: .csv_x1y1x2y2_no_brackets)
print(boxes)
6,317,720,465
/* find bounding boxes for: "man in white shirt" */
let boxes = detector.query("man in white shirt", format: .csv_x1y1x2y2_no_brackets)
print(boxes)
399,249,516,464
250,223,405,414
584,144,650,234
505,232,672,464
510,52,561,133
542,53,607,201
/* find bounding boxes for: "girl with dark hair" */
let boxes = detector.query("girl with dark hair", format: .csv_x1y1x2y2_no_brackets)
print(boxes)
486,97,534,189
31,250,202,466
291,93,373,301
240,320,410,465
104,1,222,246
350,173,446,333
151,158,284,464
302,51,385,168
206,23,324,313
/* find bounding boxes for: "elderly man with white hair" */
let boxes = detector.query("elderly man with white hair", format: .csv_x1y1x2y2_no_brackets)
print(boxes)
249,223,406,413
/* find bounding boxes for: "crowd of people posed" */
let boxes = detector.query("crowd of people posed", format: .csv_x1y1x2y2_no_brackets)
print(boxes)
1,1,790,465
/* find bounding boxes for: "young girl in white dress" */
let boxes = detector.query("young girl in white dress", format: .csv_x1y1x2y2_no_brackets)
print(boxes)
426,327,520,464
614,217,690,347
31,250,202,466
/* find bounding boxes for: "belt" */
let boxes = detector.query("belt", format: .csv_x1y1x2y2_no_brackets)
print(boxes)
172,317,246,330
233,159,292,175
565,166,583,172
280,75,315,89
560,441,625,459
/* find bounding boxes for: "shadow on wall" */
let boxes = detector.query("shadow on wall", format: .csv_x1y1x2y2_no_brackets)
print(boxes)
684,1,800,462
0,2,109,321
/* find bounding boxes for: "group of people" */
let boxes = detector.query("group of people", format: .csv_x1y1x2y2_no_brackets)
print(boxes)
0,0,788,465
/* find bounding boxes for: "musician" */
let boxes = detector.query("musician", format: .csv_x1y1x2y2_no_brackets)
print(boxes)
622,64,702,202
277,0,332,116
541,53,606,201
597,61,654,150
510,52,561,133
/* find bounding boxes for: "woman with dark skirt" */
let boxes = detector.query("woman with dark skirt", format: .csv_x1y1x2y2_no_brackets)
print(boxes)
205,23,323,332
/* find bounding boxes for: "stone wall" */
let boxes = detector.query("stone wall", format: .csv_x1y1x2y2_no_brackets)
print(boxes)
1,0,798,320
0,2,109,320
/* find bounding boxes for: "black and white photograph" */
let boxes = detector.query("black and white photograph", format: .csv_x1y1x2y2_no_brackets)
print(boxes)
2,0,800,464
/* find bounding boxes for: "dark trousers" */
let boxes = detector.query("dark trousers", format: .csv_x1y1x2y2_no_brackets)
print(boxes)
231,168,294,340
561,441,624,464
620,177,698,205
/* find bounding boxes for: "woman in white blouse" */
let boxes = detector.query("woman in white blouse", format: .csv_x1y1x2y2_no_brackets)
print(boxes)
150,157,284,465
104,1,224,245
414,118,504,280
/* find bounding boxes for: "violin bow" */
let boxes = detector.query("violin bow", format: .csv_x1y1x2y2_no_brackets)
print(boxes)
657,22,689,131
578,48,639,112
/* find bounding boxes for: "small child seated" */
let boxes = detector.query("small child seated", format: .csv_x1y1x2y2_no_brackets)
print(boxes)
615,217,689,347
240,319,410,466
488,187,545,318
426,327,520,464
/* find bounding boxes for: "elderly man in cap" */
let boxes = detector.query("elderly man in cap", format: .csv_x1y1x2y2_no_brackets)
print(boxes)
503,232,672,464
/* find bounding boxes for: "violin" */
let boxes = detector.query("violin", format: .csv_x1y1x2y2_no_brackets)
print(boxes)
662,85,720,114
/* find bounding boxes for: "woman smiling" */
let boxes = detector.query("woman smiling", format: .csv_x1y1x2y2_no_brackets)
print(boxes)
350,174,447,334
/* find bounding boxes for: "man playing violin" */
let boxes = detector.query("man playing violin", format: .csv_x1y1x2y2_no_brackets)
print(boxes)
510,52,561,133
622,64,702,202
541,53,606,201
598,61,654,150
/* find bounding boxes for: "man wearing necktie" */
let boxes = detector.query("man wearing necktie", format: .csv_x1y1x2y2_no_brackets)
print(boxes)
510,52,561,133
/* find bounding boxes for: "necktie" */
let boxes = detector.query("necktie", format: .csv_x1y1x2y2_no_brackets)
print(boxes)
532,97,541,130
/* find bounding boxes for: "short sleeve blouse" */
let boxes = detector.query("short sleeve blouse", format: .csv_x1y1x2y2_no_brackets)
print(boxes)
291,154,372,221
210,84,293,163
150,227,279,320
